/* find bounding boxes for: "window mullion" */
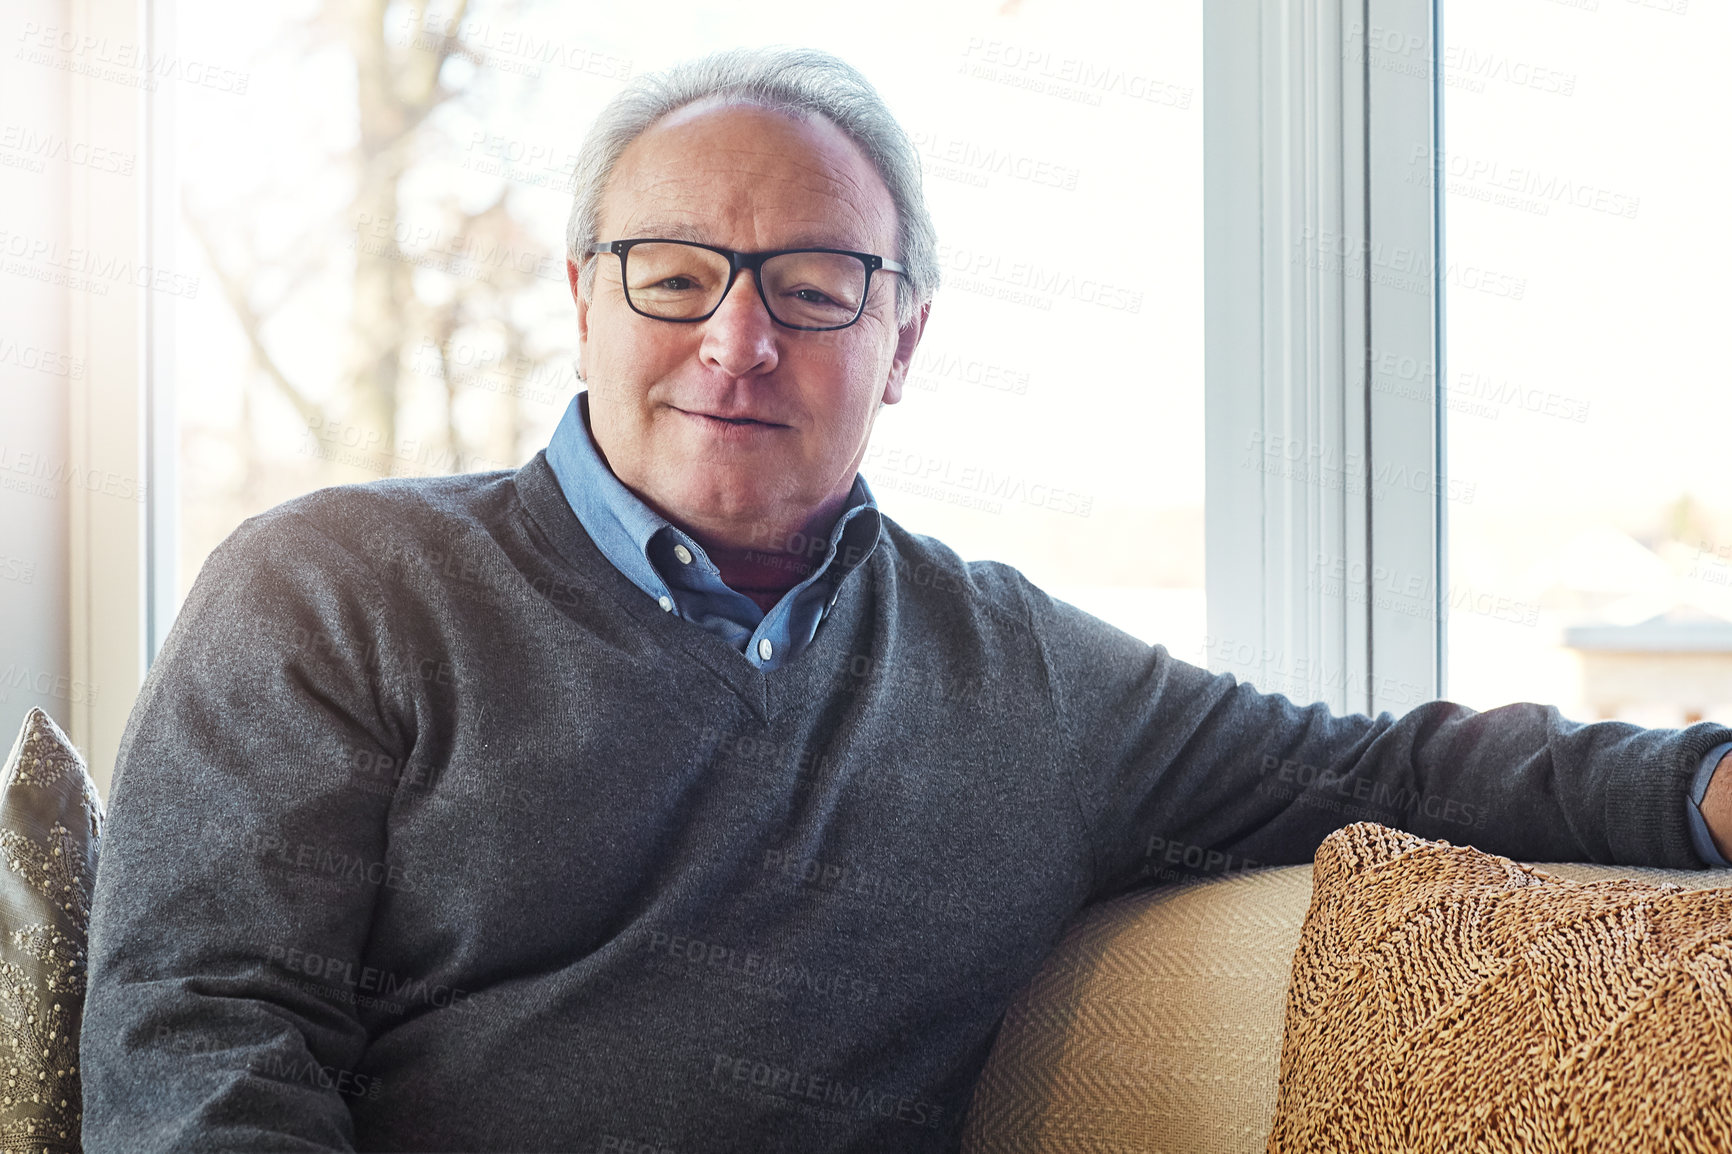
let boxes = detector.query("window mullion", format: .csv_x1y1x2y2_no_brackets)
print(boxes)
1205,0,1442,717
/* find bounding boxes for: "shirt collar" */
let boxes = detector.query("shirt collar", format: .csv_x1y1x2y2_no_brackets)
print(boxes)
543,391,881,603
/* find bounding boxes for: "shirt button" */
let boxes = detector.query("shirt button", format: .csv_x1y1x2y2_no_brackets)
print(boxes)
757,638,773,661
658,595,674,612
673,544,693,565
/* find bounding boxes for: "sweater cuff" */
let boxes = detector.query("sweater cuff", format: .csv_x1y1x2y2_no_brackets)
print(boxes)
1686,741,1732,867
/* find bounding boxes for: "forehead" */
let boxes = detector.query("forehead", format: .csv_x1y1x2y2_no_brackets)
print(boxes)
600,102,898,253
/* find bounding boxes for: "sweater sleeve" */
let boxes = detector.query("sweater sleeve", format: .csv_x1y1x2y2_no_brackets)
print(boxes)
81,509,416,1152
1014,578,1732,901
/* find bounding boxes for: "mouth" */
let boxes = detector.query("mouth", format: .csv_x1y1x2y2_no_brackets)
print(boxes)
677,407,789,430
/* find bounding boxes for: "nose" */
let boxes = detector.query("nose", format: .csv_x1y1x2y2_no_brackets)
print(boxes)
698,268,780,378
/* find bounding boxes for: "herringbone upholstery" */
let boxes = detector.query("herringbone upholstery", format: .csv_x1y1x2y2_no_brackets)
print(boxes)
961,841,1732,1154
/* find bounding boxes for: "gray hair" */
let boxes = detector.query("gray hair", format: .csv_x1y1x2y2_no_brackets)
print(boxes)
564,46,938,327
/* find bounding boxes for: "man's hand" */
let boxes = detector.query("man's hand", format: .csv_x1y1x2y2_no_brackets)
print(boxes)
1700,751,1732,863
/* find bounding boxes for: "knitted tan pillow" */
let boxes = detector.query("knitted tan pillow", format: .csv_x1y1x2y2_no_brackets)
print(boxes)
1269,821,1732,1153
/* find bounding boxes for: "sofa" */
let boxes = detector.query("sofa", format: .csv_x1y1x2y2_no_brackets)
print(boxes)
959,857,1732,1152
9,703,1731,1152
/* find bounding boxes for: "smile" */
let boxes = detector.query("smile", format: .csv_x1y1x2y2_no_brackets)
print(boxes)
676,407,789,431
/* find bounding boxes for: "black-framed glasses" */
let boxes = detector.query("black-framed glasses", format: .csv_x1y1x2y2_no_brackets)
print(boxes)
586,238,906,331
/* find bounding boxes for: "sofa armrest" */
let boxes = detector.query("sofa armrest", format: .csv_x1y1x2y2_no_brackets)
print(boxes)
961,861,1732,1154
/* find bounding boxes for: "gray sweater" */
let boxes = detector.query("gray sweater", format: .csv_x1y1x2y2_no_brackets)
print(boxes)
81,453,1732,1153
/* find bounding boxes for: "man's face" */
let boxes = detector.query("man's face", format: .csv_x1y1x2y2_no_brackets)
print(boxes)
573,102,926,549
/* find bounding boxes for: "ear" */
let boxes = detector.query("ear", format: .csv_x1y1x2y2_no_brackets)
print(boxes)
570,258,591,365
880,301,931,407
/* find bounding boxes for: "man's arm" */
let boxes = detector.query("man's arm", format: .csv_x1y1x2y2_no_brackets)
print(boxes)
1008,574,1732,900
81,509,414,1152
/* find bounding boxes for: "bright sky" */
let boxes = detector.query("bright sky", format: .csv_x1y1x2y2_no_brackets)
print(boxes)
1445,0,1732,526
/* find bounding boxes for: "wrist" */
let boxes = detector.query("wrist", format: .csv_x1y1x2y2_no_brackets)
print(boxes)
1701,751,1732,862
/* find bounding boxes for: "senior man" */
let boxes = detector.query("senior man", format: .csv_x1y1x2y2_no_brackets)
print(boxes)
83,45,1732,1153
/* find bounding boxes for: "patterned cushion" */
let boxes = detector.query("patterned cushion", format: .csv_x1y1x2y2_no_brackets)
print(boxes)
0,708,104,1152
1268,822,1732,1153
960,849,1732,1153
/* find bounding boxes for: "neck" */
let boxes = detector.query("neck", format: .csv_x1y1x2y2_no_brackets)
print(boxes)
689,492,849,613
707,545,813,613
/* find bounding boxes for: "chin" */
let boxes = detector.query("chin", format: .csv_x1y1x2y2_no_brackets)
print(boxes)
669,476,789,527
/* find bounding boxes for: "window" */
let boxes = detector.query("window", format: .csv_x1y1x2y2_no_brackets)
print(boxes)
1441,1,1732,726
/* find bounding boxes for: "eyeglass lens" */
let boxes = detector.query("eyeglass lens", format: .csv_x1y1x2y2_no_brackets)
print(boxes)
622,243,868,328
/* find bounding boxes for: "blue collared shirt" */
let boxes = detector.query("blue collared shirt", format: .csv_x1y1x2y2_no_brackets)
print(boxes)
543,392,882,670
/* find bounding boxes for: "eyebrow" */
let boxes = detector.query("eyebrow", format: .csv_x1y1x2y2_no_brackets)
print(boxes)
622,221,711,244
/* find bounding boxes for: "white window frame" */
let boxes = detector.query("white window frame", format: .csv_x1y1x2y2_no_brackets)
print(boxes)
1204,0,1445,717
60,0,173,799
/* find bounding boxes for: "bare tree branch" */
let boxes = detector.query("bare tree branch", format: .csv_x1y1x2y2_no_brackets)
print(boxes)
182,204,325,429
397,0,471,107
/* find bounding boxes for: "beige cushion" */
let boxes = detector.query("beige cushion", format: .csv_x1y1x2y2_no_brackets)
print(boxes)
962,840,1732,1154
0,708,104,1151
